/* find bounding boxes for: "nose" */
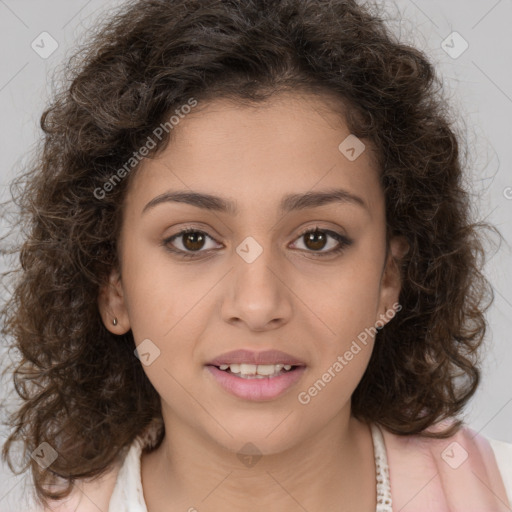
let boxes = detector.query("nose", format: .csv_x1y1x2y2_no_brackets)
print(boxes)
221,244,293,332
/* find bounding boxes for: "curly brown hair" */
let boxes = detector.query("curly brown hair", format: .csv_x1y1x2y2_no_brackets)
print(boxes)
0,0,498,507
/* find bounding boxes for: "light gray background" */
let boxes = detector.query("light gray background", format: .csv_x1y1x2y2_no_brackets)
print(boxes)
0,0,511,510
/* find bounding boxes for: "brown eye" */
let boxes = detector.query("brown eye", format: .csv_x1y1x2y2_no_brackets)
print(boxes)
303,230,328,251
182,231,206,251
163,229,221,258
292,227,353,257
162,226,353,260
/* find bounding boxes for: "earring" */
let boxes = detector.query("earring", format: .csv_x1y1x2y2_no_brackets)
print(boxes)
112,317,118,326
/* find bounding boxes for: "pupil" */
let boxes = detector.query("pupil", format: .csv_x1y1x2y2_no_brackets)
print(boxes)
305,230,326,251
182,230,327,252
184,232,204,251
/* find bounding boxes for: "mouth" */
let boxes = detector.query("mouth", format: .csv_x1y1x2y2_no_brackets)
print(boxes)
206,348,306,367
205,363,307,401
208,363,301,379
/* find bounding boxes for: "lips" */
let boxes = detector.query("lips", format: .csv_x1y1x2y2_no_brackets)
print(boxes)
206,364,307,401
206,349,306,367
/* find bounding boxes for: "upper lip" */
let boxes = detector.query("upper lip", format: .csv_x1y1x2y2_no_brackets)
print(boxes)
206,349,306,367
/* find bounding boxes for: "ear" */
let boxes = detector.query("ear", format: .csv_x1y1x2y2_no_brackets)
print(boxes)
375,235,409,327
98,266,131,335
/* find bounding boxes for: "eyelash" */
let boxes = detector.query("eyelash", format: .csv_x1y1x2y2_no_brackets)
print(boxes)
161,226,353,260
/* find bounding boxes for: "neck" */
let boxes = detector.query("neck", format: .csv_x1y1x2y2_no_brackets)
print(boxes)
141,410,377,512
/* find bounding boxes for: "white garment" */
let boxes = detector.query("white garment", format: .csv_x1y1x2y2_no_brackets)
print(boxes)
107,424,512,511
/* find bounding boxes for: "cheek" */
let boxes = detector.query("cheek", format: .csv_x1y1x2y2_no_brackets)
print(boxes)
297,276,380,413
308,252,384,332
119,236,191,334
297,247,384,379
121,242,215,366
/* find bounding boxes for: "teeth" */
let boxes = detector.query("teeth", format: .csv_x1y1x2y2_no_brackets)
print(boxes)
217,363,295,377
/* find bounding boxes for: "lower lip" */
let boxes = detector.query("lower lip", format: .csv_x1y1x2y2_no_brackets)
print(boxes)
206,365,306,401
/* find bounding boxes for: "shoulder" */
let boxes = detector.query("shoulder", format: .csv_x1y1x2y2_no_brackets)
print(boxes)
380,418,507,453
34,418,164,512
380,419,511,470
378,419,512,510
32,457,124,512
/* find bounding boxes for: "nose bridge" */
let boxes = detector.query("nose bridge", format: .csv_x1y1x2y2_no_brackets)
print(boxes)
222,232,293,329
234,233,282,301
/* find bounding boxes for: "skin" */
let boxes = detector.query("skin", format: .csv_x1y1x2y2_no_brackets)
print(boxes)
98,92,407,512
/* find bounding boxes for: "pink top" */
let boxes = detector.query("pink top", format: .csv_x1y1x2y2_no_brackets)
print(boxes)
40,418,512,512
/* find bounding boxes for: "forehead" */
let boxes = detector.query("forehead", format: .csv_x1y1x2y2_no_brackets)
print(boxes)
125,93,383,218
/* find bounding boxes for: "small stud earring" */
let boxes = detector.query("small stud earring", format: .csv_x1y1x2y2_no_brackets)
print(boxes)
112,317,118,326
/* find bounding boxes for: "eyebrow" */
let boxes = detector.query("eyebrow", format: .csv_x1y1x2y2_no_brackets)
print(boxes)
141,188,367,216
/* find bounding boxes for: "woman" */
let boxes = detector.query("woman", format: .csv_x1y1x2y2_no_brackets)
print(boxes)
2,0,511,510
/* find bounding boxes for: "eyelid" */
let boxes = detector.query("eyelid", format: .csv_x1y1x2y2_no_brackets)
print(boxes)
162,224,353,259
163,227,222,255
291,226,353,256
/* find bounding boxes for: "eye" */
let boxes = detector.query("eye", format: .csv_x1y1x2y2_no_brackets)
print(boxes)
162,228,221,258
290,226,353,257
162,226,353,259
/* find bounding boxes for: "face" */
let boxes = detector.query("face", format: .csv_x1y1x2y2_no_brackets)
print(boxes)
99,92,405,455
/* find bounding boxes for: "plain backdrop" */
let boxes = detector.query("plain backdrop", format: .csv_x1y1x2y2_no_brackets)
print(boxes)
0,0,511,510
